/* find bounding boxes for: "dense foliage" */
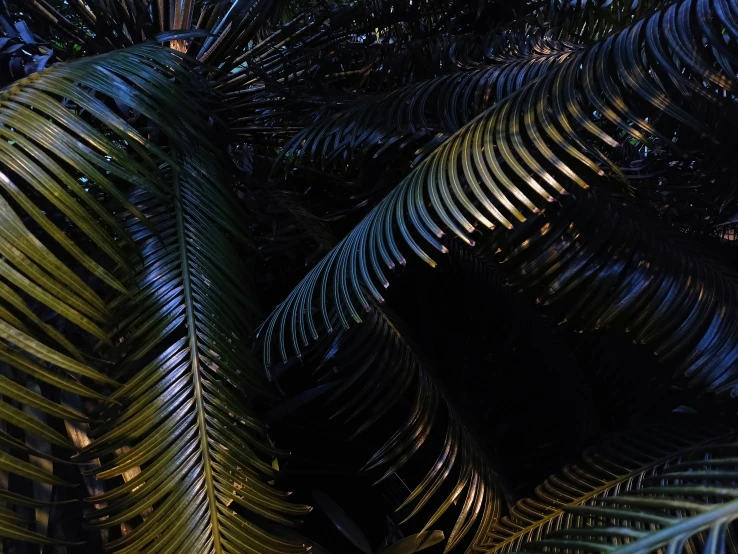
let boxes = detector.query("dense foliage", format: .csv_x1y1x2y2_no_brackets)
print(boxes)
2,0,738,553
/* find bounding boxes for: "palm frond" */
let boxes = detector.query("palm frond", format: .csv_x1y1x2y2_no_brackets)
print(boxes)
274,38,580,176
480,421,735,552
480,188,738,392
514,439,738,554
225,0,660,143
77,139,311,552
0,43,207,543
1,41,308,551
259,0,738,398
276,306,505,553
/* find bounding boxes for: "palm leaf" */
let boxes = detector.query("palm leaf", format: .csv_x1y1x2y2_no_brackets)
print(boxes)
479,421,734,552
225,0,659,146
218,4,574,151
77,149,311,551
514,439,738,553
277,306,505,553
479,189,738,394
259,0,738,397
275,37,581,176
0,43,212,544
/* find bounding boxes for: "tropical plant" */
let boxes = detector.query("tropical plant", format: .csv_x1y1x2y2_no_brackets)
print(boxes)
2,0,738,553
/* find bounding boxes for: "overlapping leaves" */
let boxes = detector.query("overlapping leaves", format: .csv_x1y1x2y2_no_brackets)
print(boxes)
74,122,310,554
534,0,670,42
0,44,202,544
229,29,580,152
260,0,738,402
513,438,738,553
284,307,504,553
479,190,738,395
274,36,580,176
227,0,664,152
480,421,734,552
0,15,57,87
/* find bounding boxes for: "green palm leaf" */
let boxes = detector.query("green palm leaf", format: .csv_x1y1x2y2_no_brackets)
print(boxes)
78,153,310,552
513,439,738,553
0,43,209,543
480,421,734,552
1,42,306,550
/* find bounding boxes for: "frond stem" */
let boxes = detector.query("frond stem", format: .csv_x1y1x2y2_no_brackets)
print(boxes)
173,162,223,554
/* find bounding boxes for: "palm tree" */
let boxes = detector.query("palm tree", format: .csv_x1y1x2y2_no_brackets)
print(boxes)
1,0,738,552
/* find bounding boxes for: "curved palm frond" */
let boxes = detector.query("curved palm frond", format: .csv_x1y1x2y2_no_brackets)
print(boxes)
0,43,207,543
259,0,738,398
293,306,505,553
77,145,311,552
226,0,668,147
224,22,581,147
479,421,734,552
514,440,738,554
481,189,738,394
273,37,580,174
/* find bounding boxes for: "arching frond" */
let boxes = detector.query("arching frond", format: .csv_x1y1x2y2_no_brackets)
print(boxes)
514,440,738,554
275,38,580,175
224,0,664,145
0,44,204,543
298,307,505,553
481,190,738,393
223,21,580,148
259,0,738,400
480,422,735,552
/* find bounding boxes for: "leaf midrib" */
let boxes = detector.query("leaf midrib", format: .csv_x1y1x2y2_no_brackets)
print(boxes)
174,166,223,554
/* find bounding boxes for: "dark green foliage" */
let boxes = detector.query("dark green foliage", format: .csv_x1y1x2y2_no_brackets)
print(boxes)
2,0,738,553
